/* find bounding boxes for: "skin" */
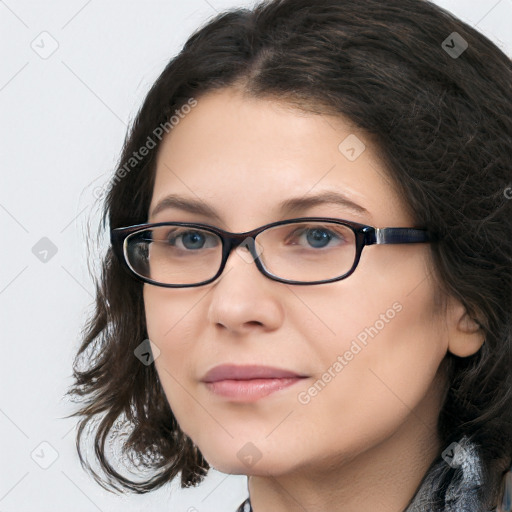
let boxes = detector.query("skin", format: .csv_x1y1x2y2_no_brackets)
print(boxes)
143,87,485,512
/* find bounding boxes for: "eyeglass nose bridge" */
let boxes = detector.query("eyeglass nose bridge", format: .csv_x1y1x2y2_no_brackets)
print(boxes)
221,232,265,268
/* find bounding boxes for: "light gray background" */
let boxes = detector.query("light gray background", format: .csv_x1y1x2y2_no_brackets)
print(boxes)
1,1,511,511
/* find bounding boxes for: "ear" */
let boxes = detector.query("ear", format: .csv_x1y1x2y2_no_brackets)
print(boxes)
446,297,485,357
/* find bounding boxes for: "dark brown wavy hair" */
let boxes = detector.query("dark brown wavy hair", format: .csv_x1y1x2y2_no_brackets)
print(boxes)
66,0,512,508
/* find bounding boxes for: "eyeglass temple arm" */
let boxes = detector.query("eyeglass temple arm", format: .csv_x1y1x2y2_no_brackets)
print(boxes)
366,227,436,245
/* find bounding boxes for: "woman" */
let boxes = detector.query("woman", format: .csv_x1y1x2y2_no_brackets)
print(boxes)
67,0,512,510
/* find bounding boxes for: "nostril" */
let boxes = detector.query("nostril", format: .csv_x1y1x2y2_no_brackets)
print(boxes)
245,320,263,327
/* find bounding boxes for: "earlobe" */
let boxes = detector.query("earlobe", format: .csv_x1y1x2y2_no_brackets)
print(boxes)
447,301,485,357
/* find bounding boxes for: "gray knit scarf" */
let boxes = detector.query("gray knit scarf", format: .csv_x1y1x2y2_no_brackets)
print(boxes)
236,436,501,512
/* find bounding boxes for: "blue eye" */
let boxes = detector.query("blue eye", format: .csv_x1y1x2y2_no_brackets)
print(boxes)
303,227,334,248
287,225,346,249
165,229,219,250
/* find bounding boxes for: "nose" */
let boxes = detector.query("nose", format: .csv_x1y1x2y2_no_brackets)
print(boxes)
206,237,282,332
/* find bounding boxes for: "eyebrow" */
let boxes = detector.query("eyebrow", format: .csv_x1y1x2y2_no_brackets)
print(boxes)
149,190,370,223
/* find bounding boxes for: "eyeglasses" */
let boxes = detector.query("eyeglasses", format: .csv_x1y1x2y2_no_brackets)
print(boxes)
110,217,437,288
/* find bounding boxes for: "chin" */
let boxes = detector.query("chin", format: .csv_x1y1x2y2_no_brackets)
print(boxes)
195,437,297,477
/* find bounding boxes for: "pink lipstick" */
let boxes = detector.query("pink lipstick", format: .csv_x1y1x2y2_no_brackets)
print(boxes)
201,364,307,402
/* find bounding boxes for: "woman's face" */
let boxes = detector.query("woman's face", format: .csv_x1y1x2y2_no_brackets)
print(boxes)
143,87,451,476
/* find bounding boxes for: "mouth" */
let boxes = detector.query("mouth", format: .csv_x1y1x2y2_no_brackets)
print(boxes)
201,364,308,402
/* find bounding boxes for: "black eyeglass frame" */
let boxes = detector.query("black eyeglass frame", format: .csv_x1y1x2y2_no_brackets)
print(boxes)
110,217,437,288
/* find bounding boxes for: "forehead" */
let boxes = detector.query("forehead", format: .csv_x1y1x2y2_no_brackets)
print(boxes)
149,88,411,229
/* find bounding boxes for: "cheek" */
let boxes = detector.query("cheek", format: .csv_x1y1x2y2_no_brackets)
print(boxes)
285,257,446,442
143,285,199,350
143,286,198,417
293,278,447,455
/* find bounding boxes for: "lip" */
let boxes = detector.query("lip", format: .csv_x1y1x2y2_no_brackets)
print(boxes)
202,364,304,382
201,364,308,402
